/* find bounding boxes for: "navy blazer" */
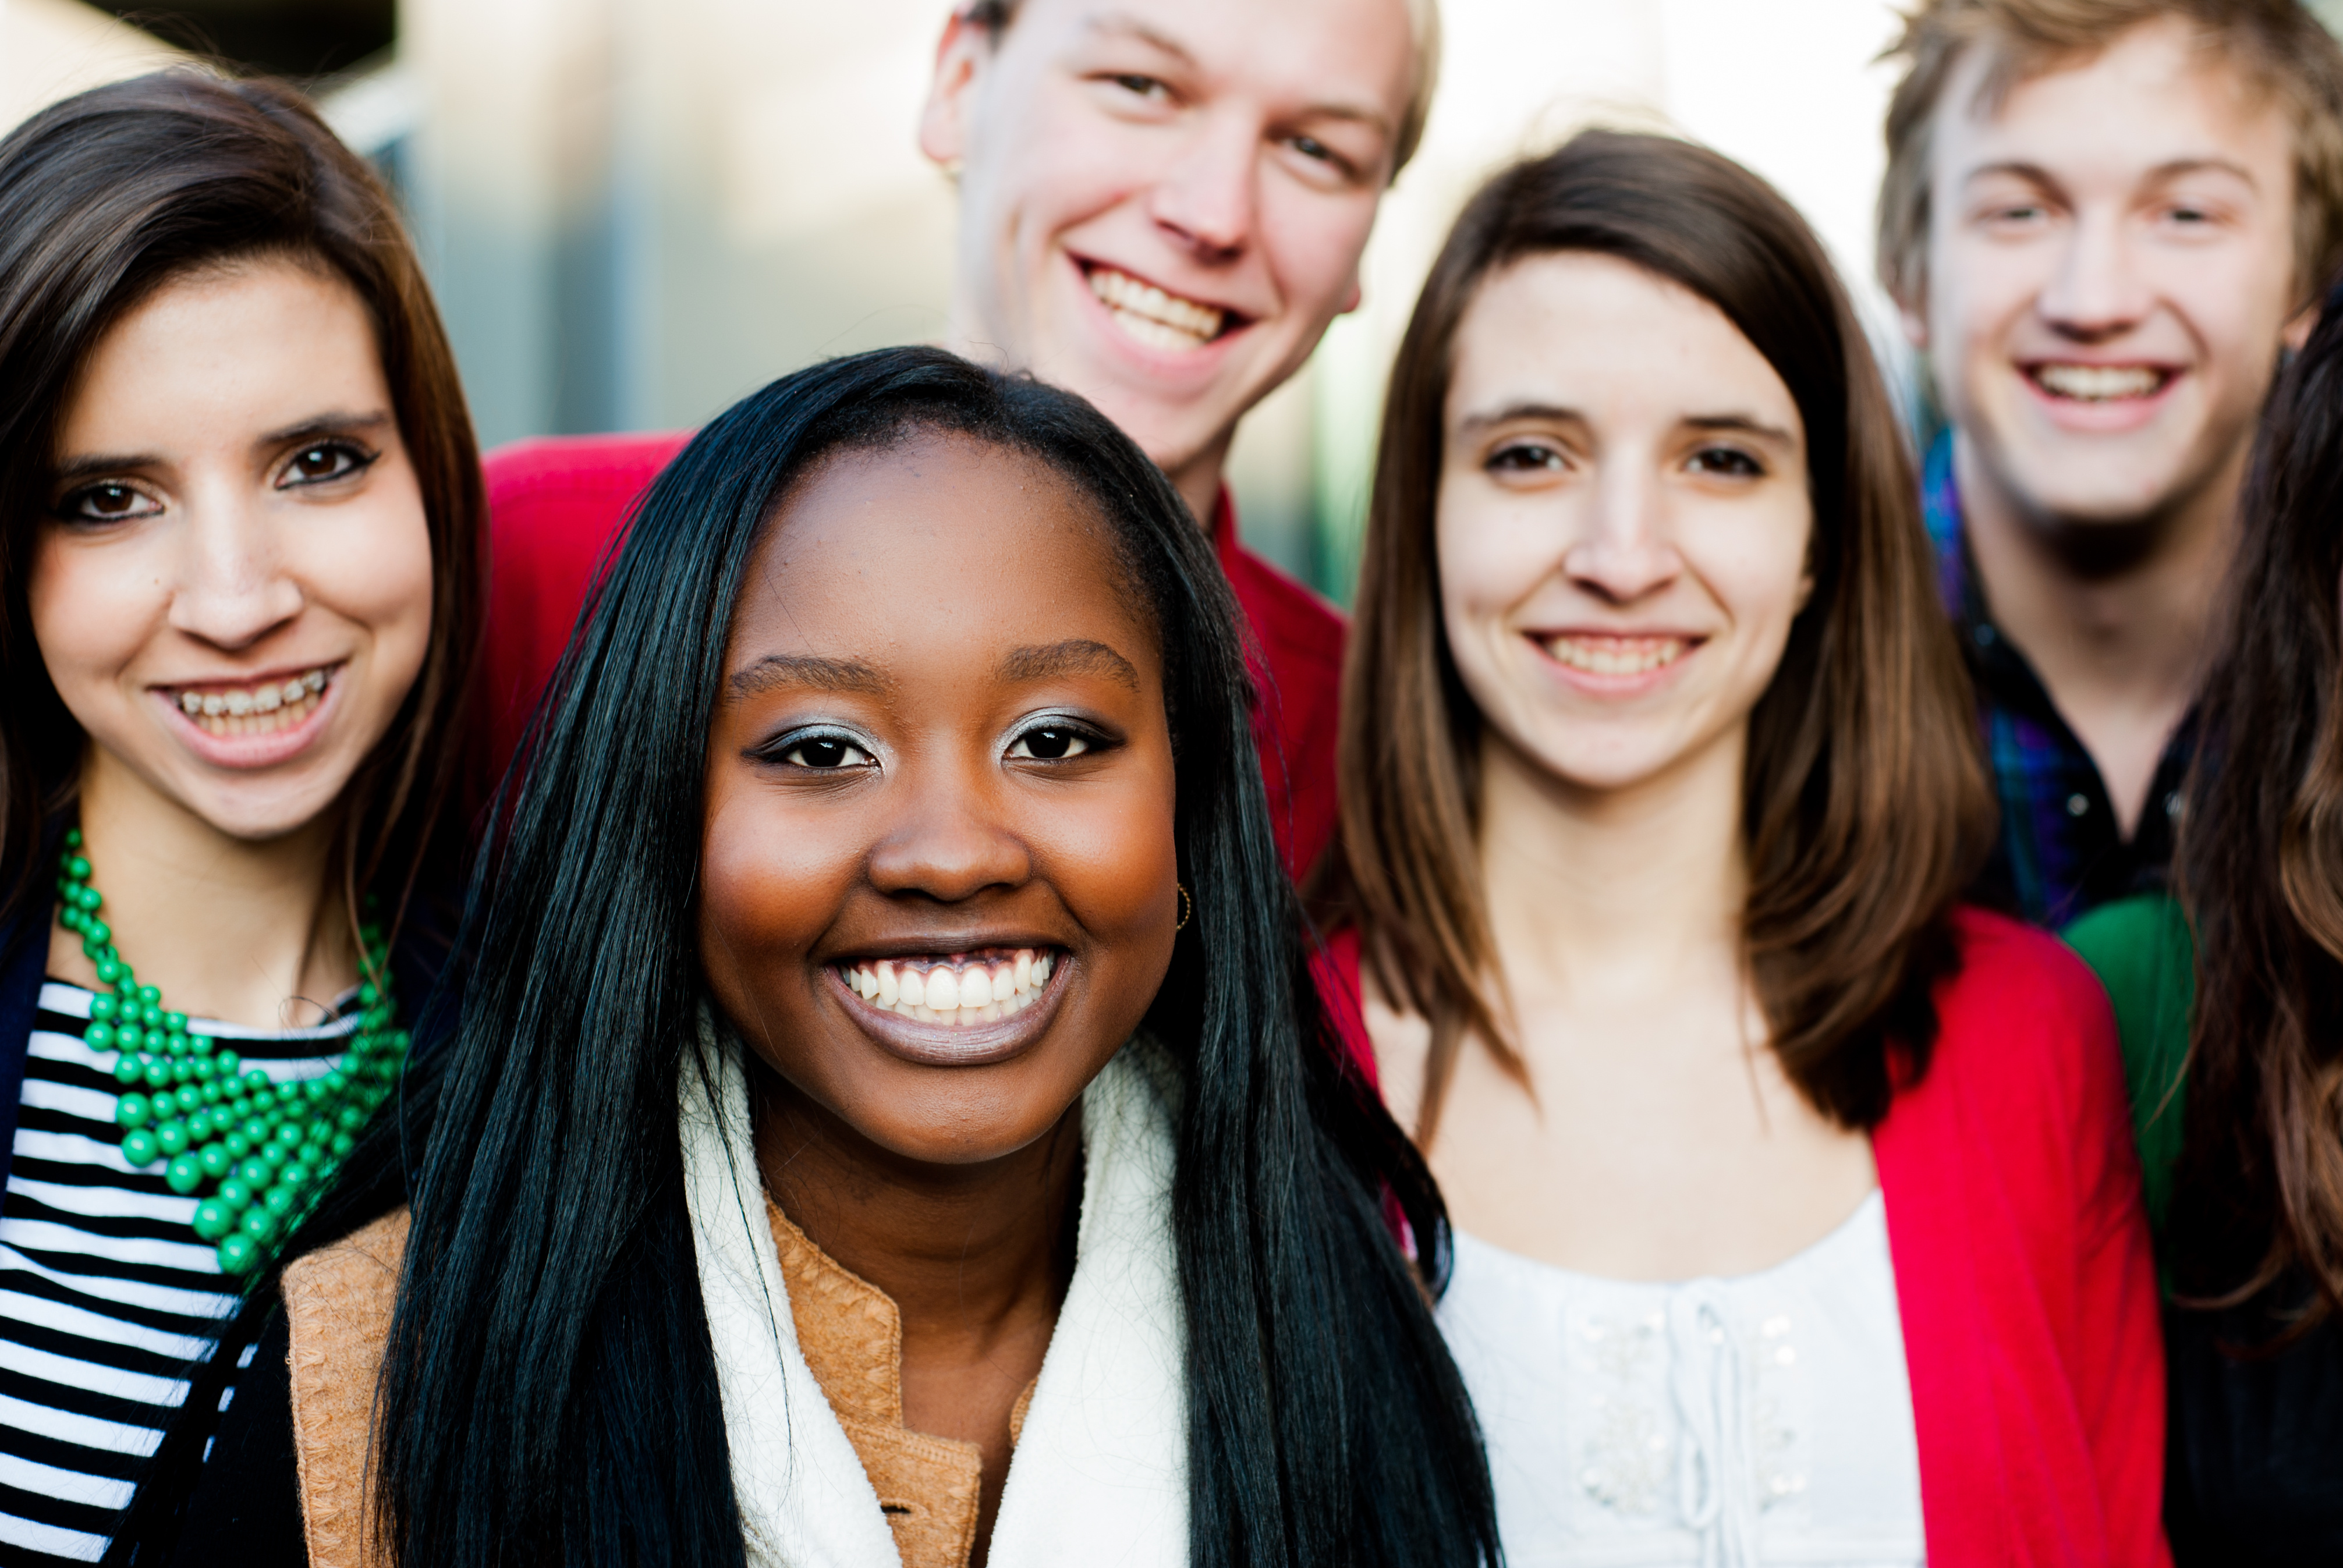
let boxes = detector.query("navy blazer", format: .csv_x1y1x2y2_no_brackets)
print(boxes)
0,903,48,1196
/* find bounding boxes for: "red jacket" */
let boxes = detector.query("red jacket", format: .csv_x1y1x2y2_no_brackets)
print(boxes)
1327,907,2170,1567
477,435,1344,878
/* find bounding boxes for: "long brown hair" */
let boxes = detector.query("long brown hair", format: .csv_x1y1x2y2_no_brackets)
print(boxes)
1328,130,1993,1140
2167,271,2343,1323
0,70,485,943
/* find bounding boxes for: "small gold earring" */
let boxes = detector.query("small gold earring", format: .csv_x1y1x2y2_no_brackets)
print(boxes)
1175,882,1192,932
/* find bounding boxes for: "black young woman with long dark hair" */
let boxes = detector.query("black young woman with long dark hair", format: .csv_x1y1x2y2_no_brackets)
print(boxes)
115,346,1499,1568
0,72,482,1563
2068,269,2343,1564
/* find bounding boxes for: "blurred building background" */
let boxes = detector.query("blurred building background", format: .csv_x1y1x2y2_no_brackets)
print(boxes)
6,0,2342,601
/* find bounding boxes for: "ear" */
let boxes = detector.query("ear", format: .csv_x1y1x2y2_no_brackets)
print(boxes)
919,11,990,170
2284,297,2319,354
1897,290,1930,353
1338,278,1363,315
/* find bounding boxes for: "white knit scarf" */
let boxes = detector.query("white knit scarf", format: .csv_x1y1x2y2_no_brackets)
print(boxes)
678,1013,1190,1568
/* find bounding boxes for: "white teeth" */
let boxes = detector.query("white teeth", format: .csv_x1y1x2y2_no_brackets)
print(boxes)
842,948,1059,1028
2033,363,2165,401
1544,636,1688,676
171,665,335,738
1088,267,1225,352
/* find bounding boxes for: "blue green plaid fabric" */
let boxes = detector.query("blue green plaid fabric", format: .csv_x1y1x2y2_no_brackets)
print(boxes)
1923,436,2192,928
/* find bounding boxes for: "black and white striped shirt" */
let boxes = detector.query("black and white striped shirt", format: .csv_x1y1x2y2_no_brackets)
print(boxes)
0,980,359,1565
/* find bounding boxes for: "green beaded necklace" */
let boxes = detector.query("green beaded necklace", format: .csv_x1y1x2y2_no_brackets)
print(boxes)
50,828,410,1276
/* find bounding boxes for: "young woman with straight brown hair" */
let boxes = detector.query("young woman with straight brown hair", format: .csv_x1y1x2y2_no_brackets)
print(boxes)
1318,129,2170,1565
0,71,483,1561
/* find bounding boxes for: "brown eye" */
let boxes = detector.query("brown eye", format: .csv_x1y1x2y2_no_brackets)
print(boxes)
1008,725,1092,760
279,442,373,488
778,733,874,769
1487,442,1565,474
56,482,162,523
1686,446,1763,478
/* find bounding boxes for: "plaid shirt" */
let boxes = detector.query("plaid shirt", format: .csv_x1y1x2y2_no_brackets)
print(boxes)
1923,437,2193,928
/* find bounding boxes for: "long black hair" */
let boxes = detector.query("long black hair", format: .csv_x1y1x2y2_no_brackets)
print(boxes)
2165,272,2343,1323
301,347,1490,1566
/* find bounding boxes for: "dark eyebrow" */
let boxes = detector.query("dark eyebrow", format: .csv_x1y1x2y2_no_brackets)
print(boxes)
999,638,1140,693
1455,401,1585,438
1456,403,1797,448
259,411,395,449
49,411,398,488
1684,414,1799,447
729,654,893,699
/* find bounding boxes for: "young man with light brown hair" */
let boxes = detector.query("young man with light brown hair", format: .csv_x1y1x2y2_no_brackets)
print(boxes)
1878,0,2343,927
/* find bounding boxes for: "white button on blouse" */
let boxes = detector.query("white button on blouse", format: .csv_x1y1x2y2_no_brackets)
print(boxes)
1438,1191,1927,1567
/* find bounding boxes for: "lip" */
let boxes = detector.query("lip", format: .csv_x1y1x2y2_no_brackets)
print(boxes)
831,946,1072,1068
2015,359,2186,435
151,661,344,770
1066,253,1255,384
1527,629,1704,698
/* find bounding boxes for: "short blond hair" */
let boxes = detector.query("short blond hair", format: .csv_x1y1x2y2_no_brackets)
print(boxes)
967,0,1442,178
1878,0,2343,311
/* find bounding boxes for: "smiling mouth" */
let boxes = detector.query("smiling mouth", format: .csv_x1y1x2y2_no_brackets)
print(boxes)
164,665,336,737
1537,634,1692,676
839,946,1058,1028
2026,363,2174,403
1085,264,1236,353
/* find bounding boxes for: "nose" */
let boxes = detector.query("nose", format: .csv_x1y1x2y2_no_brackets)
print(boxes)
1147,112,1257,264
865,751,1033,904
1562,457,1682,605
2037,208,2152,341
166,490,304,652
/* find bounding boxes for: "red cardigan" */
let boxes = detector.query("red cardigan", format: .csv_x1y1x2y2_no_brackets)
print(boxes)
1327,907,2170,1567
476,436,1343,879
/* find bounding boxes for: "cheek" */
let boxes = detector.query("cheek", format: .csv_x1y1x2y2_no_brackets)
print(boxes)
311,491,436,687
1259,192,1376,317
1434,480,1550,630
698,785,856,982
1691,502,1813,647
27,535,164,706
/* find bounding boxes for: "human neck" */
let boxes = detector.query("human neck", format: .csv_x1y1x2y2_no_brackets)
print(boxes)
1956,433,2235,834
938,304,1231,530
1162,438,1232,530
49,748,353,1030
752,1068,1082,1358
1474,725,1748,1008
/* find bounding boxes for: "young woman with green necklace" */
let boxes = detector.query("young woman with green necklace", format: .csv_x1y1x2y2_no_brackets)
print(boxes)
0,73,483,1562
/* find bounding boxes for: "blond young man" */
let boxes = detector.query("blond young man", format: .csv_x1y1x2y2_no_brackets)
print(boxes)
1879,0,2343,927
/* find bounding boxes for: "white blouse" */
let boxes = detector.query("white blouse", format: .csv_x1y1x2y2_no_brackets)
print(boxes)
1438,1191,1926,1567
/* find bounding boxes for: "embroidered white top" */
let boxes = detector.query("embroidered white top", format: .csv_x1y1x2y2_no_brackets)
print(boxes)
1438,1191,1926,1568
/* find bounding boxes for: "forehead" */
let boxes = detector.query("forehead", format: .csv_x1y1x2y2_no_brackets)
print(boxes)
59,258,382,453
1448,253,1799,431
1004,0,1417,119
1938,19,2294,188
732,431,1160,679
